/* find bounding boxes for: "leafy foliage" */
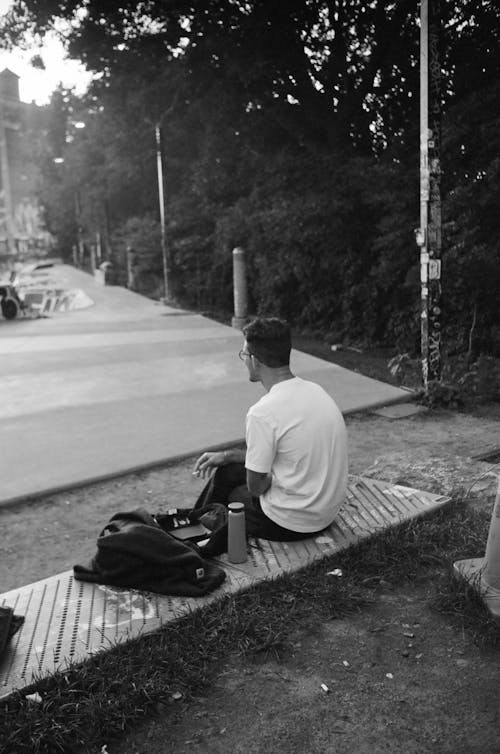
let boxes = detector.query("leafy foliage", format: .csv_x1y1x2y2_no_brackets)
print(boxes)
390,352,500,408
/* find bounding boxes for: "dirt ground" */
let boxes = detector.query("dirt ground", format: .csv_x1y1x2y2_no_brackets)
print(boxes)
1,406,500,752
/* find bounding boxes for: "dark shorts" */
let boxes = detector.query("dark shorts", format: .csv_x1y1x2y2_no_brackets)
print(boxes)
194,462,326,541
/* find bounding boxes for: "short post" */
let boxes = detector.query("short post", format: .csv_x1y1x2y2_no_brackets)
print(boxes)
95,231,102,265
231,246,248,329
126,246,137,291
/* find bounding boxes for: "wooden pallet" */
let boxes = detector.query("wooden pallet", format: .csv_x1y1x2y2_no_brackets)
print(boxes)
0,476,450,699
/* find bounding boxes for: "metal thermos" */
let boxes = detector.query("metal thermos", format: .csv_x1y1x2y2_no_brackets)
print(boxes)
228,502,247,563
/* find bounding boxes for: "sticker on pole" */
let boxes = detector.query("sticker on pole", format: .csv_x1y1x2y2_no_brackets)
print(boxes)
428,260,441,280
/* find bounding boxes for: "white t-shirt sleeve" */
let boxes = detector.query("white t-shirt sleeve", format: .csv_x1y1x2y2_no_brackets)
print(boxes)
245,411,276,474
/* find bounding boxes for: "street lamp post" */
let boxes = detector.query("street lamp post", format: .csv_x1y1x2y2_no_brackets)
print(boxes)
155,123,169,303
53,156,85,267
53,119,89,267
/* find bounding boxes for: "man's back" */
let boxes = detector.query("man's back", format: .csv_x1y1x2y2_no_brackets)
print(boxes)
245,377,348,532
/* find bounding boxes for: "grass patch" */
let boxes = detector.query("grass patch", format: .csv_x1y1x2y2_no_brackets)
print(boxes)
430,571,500,649
1,501,498,753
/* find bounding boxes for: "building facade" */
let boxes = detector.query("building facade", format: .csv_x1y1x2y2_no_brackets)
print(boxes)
0,68,53,259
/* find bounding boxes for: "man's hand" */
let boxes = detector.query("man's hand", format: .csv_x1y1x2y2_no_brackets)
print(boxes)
192,451,227,479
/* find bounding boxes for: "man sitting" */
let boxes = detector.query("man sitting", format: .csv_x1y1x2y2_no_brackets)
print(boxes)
193,316,348,540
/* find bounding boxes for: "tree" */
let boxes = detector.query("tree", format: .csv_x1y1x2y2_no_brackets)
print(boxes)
6,0,500,354
2,1,422,154
441,80,500,355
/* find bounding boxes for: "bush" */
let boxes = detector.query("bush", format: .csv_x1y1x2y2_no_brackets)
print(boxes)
418,355,500,408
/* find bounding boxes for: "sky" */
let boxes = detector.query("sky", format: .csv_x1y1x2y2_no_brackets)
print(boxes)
0,0,92,105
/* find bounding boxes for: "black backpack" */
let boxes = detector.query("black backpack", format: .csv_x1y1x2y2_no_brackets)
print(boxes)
0,606,24,660
74,509,226,597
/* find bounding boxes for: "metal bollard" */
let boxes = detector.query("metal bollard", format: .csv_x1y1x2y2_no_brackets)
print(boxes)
231,246,248,329
126,247,137,291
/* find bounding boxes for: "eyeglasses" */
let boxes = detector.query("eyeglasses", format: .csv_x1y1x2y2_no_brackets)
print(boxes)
238,349,253,361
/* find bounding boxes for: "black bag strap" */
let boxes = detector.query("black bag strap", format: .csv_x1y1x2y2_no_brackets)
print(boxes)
0,605,24,659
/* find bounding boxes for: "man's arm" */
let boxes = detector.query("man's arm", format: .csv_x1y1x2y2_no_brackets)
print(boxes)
193,447,246,478
245,412,274,497
246,469,272,497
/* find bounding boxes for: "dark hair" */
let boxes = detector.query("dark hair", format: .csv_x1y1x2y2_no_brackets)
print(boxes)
242,317,291,367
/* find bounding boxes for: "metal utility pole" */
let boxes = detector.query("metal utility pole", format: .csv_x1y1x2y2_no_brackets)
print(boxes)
418,0,442,387
155,123,169,303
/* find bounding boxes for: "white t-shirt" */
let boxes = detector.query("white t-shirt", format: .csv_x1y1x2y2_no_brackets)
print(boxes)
245,377,348,532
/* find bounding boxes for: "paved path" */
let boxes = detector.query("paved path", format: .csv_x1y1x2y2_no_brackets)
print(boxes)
0,265,412,506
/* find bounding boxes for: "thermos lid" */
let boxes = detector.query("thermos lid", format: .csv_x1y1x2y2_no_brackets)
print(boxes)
228,502,245,512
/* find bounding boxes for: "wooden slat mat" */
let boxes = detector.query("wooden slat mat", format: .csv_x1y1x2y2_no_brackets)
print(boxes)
0,476,450,699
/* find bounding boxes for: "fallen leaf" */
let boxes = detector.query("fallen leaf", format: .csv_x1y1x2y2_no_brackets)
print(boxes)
25,692,42,704
326,569,343,577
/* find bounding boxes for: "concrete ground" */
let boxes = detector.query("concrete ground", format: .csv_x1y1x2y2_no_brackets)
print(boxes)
0,264,411,506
